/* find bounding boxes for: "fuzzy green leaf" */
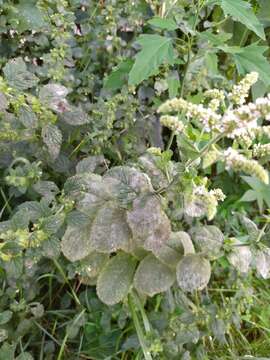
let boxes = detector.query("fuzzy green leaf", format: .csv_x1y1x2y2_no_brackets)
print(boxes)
129,35,174,86
134,254,175,296
148,17,178,30
104,59,134,90
97,253,137,305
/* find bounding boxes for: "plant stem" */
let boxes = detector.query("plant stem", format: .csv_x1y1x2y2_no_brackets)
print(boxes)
128,293,152,360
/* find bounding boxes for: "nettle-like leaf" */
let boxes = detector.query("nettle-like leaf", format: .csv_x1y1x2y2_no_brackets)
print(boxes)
97,252,137,305
3,57,39,90
104,59,134,91
89,202,132,253
139,153,169,190
41,123,62,160
134,254,175,296
78,252,109,279
219,0,265,40
61,223,93,262
18,107,38,128
129,35,175,86
127,194,171,252
176,254,211,292
61,106,90,125
191,225,224,259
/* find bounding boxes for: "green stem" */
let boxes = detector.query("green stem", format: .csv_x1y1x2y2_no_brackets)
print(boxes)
128,293,152,360
132,291,151,334
166,130,175,151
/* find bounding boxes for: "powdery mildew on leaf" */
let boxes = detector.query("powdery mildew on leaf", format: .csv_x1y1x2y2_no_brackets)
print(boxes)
127,195,171,252
228,245,252,273
176,254,211,292
41,123,62,160
90,202,132,253
97,253,137,305
61,224,93,262
79,252,109,279
191,225,224,259
134,254,175,296
255,248,270,279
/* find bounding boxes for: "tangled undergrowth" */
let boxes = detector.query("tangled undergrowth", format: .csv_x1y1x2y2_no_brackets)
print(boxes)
1,1,270,359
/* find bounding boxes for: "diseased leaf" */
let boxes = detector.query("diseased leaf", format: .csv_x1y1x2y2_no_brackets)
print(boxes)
90,202,132,253
228,244,252,273
104,59,134,91
0,92,8,110
33,180,59,200
129,35,175,86
176,254,211,292
191,225,224,259
127,195,171,252
61,106,89,125
3,57,39,90
39,84,69,112
255,248,270,279
61,224,93,262
78,252,109,279
97,253,137,305
219,0,265,39
76,155,105,174
240,216,259,242
42,123,62,160
18,107,38,128
134,254,175,296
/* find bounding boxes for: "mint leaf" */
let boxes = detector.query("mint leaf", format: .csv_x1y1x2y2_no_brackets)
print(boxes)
129,35,175,86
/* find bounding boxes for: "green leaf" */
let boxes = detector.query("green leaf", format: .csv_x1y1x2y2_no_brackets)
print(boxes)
232,45,270,86
148,17,178,30
78,252,109,279
90,202,132,253
176,254,211,292
240,189,258,202
134,254,175,296
97,253,137,305
3,57,39,90
167,71,180,98
241,175,270,212
257,0,270,27
128,35,174,86
219,0,265,39
41,124,62,160
104,59,134,91
0,310,12,325
16,0,46,31
199,30,232,46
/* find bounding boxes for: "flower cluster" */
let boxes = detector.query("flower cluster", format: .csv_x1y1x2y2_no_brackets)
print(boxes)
185,185,226,220
228,72,258,105
253,143,270,158
204,89,225,111
224,148,269,184
160,115,184,132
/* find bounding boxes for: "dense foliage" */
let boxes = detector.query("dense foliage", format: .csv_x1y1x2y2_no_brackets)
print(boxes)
1,0,270,359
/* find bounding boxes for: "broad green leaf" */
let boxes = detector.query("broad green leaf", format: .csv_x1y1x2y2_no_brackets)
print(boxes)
3,57,39,90
129,35,174,86
42,124,62,160
78,252,109,279
232,45,270,86
127,195,171,252
148,17,178,30
61,224,93,262
18,107,38,128
104,59,134,90
76,155,105,174
191,225,224,259
90,202,132,253
219,0,265,40
176,254,211,292
15,0,46,31
257,0,270,27
97,253,137,305
239,189,258,202
199,30,232,46
241,175,270,212
134,254,175,296
0,310,12,325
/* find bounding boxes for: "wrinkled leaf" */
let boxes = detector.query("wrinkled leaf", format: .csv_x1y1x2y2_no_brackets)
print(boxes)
3,57,38,90
97,253,137,305
134,254,175,296
228,244,252,273
255,248,270,279
39,84,69,112
76,155,105,174
42,123,62,160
